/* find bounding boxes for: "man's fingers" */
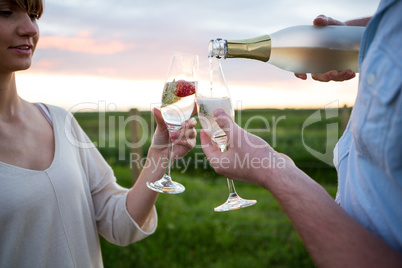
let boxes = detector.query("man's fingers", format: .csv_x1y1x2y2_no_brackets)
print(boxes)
313,14,330,26
200,129,222,166
314,14,345,26
332,70,356,81
295,73,308,80
311,70,356,82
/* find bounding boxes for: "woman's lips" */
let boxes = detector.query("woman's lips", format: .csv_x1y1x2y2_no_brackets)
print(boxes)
10,45,33,54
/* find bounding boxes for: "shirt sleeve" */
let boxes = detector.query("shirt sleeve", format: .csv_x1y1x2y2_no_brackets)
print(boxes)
68,111,157,246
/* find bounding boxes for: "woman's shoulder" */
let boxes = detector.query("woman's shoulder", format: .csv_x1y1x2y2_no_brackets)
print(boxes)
42,103,68,113
38,103,71,119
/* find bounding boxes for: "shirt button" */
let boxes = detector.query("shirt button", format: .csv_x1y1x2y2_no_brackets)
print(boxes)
367,73,376,86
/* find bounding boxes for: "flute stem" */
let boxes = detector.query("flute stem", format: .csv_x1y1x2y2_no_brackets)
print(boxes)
166,141,174,177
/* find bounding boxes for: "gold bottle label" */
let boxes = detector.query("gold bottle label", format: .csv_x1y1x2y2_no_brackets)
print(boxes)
226,35,271,62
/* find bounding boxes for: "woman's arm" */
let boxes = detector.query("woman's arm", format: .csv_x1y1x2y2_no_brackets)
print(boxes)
126,107,197,227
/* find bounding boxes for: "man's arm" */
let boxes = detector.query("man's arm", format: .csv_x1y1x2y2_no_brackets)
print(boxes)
200,110,402,267
345,17,372,26
266,161,401,268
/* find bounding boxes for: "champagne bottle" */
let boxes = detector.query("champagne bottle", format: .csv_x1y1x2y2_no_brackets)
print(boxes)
208,25,365,73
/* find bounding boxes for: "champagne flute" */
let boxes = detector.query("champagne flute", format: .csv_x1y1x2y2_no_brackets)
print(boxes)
146,52,198,194
197,58,257,211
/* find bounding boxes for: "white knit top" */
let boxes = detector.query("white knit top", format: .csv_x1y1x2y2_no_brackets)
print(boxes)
0,104,157,267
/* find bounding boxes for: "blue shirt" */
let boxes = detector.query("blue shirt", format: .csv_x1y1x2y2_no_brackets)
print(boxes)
334,0,402,253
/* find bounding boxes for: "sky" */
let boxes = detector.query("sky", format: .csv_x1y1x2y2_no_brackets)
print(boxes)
17,0,381,112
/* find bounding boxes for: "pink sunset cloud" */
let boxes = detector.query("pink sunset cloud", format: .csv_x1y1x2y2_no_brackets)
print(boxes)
38,36,130,55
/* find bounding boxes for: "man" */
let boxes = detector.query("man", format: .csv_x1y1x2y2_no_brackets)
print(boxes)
200,1,402,267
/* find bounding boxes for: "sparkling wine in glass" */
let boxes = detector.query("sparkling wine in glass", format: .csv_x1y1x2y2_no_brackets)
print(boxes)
197,58,257,211
146,52,198,194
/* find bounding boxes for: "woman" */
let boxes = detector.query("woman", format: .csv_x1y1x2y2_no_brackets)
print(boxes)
0,0,197,266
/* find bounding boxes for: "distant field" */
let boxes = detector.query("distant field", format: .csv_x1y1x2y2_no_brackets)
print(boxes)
74,107,351,184
73,108,350,267
99,174,338,268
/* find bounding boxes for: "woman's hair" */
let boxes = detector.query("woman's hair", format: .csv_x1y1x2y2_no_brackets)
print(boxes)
13,0,44,19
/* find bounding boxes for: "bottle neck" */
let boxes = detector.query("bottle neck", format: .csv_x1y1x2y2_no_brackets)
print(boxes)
226,35,271,62
208,39,227,58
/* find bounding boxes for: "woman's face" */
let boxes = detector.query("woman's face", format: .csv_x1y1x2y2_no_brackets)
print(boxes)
0,0,39,74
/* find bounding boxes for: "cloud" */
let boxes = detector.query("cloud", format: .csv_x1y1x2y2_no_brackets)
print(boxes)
21,0,381,110
39,36,130,54
31,0,381,92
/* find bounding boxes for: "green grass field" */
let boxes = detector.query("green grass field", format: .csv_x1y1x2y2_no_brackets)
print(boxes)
73,107,349,267
100,174,337,268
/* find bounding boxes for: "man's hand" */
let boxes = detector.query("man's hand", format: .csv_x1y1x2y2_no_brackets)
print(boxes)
294,14,357,82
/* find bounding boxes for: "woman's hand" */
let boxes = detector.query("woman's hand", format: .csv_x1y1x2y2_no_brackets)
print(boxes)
294,14,356,82
150,107,197,160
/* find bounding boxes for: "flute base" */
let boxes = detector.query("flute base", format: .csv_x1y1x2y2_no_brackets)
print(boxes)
146,175,185,194
214,194,257,212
